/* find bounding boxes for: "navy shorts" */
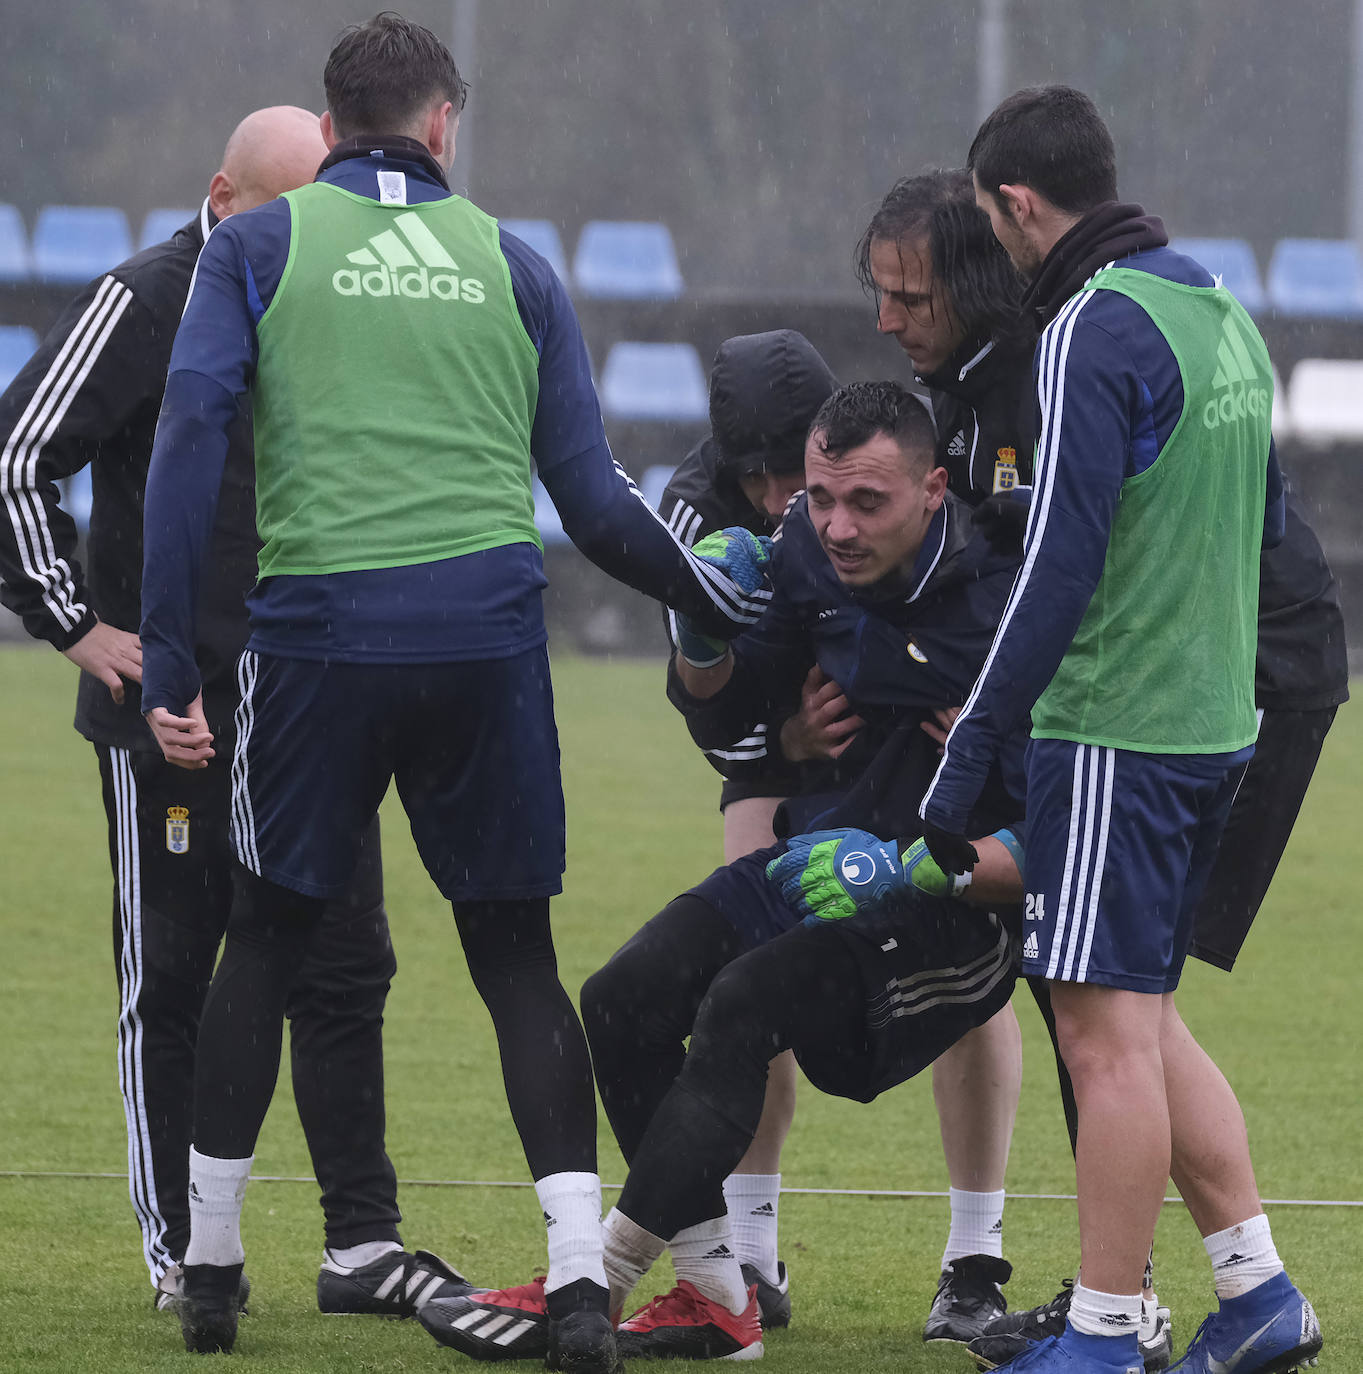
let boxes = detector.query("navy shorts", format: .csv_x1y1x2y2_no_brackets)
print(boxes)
689,843,801,949
1022,738,1251,993
230,646,565,902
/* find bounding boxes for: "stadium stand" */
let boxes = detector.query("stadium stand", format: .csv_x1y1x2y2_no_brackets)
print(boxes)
32,206,134,285
1171,237,1265,313
1285,358,1363,444
1267,238,1363,318
599,342,708,421
0,325,38,390
0,205,30,283
572,220,683,298
500,218,569,281
139,208,198,251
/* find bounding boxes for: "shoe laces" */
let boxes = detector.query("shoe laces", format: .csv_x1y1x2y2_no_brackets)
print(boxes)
1178,1313,1215,1363
625,1283,709,1329
476,1275,548,1311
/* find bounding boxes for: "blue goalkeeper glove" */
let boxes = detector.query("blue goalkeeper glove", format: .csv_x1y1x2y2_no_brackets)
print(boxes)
767,827,977,925
675,527,773,666
691,526,773,592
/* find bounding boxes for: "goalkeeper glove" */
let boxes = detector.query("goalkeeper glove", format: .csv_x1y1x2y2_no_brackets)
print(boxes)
767,827,978,925
691,526,773,593
675,527,773,666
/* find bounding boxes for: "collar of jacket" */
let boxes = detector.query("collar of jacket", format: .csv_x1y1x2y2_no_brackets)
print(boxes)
1021,201,1168,328
318,134,451,189
917,330,1031,399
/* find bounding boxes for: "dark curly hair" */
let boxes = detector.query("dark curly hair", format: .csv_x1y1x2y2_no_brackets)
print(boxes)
809,381,937,474
325,11,469,140
855,168,1024,350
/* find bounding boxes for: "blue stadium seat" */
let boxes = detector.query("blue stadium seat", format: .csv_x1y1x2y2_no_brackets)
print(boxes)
638,464,675,511
600,343,708,421
0,325,39,390
58,468,94,534
1170,237,1265,313
140,207,198,251
572,221,683,299
1266,239,1363,318
500,218,569,281
32,206,134,285
532,478,569,546
0,204,30,283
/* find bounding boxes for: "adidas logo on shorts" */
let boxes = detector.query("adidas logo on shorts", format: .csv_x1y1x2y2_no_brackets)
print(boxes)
1023,931,1040,960
331,211,486,303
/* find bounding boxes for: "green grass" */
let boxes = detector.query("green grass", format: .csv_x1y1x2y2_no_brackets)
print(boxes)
0,644,1358,1372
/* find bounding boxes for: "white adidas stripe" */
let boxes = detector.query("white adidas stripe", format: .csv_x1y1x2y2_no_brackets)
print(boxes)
1072,747,1115,982
1,275,132,631
613,461,771,625
921,286,1098,822
1044,744,1116,982
108,747,176,1281
231,651,261,875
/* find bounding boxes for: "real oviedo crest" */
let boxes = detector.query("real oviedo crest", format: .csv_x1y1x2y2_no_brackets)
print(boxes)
166,806,190,855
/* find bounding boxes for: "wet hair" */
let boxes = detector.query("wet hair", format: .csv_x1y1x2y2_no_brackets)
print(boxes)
855,168,1023,348
968,85,1117,214
809,381,937,475
325,12,469,140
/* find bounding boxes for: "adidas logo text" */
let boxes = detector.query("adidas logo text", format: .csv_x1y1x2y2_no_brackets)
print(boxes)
332,210,486,303
1204,313,1269,431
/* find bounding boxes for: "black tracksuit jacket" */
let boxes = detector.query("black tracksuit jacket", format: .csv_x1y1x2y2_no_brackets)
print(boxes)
0,203,259,751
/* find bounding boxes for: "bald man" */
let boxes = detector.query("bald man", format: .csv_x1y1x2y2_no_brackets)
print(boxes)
0,107,470,1317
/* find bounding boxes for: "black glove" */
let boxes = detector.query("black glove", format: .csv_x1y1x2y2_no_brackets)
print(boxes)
920,822,980,878
971,493,1030,555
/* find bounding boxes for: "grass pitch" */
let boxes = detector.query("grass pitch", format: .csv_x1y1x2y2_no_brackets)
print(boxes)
0,645,1358,1372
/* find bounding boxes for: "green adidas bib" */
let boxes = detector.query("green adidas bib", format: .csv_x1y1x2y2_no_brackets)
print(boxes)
251,182,541,578
1031,268,1271,754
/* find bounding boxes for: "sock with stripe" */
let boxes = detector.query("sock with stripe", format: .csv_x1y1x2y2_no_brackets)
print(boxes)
323,1239,402,1271
184,1148,252,1268
669,1215,749,1316
722,1172,780,1282
603,1207,668,1318
1204,1214,1284,1300
535,1171,608,1296
942,1187,1006,1266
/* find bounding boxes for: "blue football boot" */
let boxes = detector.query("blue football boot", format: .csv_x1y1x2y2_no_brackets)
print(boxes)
1168,1273,1321,1373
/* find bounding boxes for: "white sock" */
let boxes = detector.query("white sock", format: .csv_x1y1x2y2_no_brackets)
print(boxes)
1204,1214,1284,1300
722,1173,780,1281
184,1148,252,1268
669,1216,749,1316
603,1207,668,1317
1068,1280,1142,1339
942,1187,1006,1266
535,1171,608,1294
324,1239,402,1271
1141,1293,1165,1342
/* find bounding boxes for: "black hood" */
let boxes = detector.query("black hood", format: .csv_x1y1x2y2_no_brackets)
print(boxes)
1021,201,1168,328
708,330,838,479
